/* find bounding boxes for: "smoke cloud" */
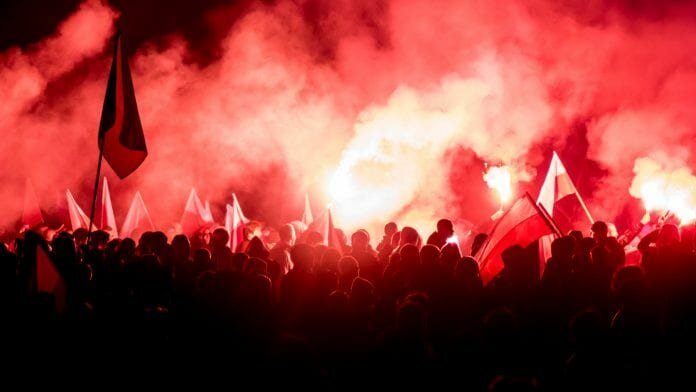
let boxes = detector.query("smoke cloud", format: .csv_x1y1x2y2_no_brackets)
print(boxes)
3,0,696,237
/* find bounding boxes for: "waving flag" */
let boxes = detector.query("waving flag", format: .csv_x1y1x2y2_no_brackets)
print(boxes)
66,189,90,231
120,191,154,239
302,193,314,227
225,200,245,252
536,151,593,270
99,177,118,237
181,188,212,236
537,151,593,229
476,193,560,285
325,207,343,254
98,33,147,179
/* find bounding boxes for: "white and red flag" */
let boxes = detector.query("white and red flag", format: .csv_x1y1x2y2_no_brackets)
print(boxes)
301,193,314,227
536,151,593,271
66,189,90,231
476,193,560,285
99,177,119,237
120,191,155,239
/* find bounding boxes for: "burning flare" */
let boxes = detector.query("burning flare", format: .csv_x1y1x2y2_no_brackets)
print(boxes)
484,165,513,209
630,157,696,225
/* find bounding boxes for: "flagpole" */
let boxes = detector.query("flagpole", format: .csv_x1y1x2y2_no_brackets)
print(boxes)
575,191,594,224
527,192,563,237
87,138,104,242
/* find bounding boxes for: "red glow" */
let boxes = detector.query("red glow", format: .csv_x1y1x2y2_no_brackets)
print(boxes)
4,1,696,233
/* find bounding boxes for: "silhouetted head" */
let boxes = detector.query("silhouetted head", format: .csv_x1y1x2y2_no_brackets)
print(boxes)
90,230,110,249
338,255,359,277
350,277,375,305
320,247,341,272
247,236,270,259
455,256,480,281
400,226,420,247
591,221,608,243
193,248,211,269
501,245,526,270
400,244,420,269
171,234,191,261
351,229,370,251
436,219,454,238
211,228,230,249
279,224,296,246
384,222,398,237
420,244,440,267
119,238,136,257
290,243,314,272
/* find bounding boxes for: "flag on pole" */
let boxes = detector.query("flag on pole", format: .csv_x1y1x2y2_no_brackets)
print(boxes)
22,179,44,229
202,200,214,223
181,188,212,236
476,193,559,285
66,189,90,231
120,191,154,239
98,32,147,179
225,201,245,252
99,177,119,237
302,193,313,227
536,151,593,271
36,244,66,314
537,151,593,226
232,193,249,224
325,207,343,254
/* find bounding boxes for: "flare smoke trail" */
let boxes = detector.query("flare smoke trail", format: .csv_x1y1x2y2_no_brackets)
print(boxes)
3,0,696,236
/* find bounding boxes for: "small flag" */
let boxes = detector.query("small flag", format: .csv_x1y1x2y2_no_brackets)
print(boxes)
66,189,90,231
99,177,119,237
22,179,44,229
301,193,313,227
232,193,249,224
225,201,245,251
325,207,342,254
120,191,154,239
98,33,147,179
181,188,211,236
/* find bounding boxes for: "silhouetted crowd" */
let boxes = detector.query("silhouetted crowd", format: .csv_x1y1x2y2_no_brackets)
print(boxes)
2,218,696,391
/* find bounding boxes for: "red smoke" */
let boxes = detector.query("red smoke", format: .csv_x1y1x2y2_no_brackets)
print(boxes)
3,0,696,235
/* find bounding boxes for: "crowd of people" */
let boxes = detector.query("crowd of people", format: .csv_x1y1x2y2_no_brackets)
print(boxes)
2,217,696,390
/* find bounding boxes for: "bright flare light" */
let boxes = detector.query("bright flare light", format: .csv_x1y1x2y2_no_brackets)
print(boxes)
630,157,696,225
483,165,512,207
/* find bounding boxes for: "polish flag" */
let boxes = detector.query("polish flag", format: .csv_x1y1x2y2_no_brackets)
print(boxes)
66,189,90,231
537,151,593,271
120,191,155,239
99,177,119,237
476,193,559,285
181,188,210,236
225,199,245,252
537,151,593,226
301,193,313,227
